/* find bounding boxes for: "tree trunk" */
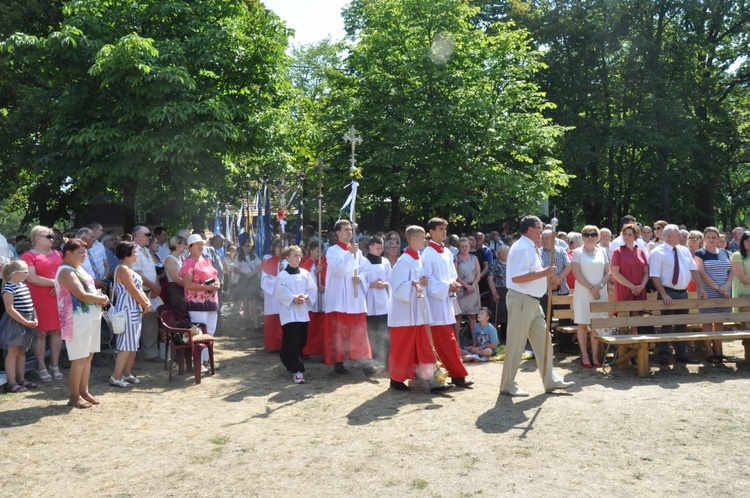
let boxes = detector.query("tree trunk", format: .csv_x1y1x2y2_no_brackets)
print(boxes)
122,178,138,234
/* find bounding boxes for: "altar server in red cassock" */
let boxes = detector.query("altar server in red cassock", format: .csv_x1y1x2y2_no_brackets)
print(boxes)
300,241,326,356
260,238,286,352
388,225,435,391
323,220,379,375
422,218,474,388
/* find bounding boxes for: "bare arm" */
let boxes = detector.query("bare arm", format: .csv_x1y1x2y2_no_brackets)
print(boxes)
26,265,54,287
59,269,109,306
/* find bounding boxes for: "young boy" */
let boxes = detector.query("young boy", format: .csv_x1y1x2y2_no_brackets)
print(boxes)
387,226,435,391
462,307,499,362
361,235,392,368
274,245,318,384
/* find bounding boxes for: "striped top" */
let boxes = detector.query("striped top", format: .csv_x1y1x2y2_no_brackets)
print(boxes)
2,281,35,315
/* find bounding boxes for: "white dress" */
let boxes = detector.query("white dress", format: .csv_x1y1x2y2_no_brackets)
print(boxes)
572,247,609,325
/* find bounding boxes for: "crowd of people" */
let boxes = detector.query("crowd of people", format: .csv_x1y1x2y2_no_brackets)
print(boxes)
0,213,747,402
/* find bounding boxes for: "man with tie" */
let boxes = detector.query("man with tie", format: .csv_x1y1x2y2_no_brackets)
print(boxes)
648,224,706,365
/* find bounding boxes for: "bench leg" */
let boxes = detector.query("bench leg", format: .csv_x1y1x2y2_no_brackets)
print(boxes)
743,339,750,364
636,345,650,378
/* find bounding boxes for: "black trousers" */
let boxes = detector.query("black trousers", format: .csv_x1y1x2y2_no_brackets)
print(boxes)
367,314,390,367
280,321,308,373
658,288,688,357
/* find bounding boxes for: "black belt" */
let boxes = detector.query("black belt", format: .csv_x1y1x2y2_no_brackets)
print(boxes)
662,287,687,293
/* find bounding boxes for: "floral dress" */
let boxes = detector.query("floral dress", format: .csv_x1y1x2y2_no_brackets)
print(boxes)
456,254,480,315
179,256,219,312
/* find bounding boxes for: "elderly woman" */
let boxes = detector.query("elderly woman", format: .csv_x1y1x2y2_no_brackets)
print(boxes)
571,225,611,368
455,236,481,338
110,242,152,388
179,234,220,373
54,238,110,408
163,235,187,313
21,225,64,382
694,227,735,363
384,239,400,267
488,245,510,343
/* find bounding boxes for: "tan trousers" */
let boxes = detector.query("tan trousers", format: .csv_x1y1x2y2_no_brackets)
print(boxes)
500,289,563,391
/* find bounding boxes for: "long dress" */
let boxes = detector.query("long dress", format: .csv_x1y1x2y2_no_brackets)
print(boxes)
456,254,480,315
572,247,609,325
611,245,648,301
113,268,144,352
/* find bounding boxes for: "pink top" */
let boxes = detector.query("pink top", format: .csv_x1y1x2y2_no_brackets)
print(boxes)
21,250,63,331
179,256,219,312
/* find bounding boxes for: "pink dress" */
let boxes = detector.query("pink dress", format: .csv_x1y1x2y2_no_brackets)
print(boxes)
21,250,63,331
179,256,219,312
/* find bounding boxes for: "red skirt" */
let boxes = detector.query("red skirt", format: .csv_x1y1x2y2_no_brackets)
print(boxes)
430,324,469,379
264,314,283,353
302,311,325,356
389,325,435,382
323,312,371,365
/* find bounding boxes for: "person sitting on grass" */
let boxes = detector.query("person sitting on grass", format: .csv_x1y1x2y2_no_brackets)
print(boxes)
462,307,498,362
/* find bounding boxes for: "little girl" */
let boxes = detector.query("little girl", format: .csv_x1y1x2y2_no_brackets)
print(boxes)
0,260,39,392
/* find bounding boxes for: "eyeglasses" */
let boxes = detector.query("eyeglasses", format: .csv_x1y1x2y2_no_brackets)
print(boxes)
43,234,55,240
141,232,152,237
653,227,662,231
582,233,598,238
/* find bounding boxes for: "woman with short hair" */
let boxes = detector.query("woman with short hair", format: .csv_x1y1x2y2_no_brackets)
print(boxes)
21,225,64,382
55,239,110,408
163,235,187,313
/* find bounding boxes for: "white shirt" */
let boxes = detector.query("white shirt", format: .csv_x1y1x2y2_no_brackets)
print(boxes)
422,242,458,326
132,244,157,284
157,242,170,263
388,251,432,327
261,259,287,315
648,242,698,290
323,243,368,314
274,268,317,326
609,234,647,259
506,235,547,298
361,256,391,316
88,240,107,280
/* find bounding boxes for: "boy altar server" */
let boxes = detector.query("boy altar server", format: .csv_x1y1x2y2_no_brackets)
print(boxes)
361,235,392,367
422,217,474,388
388,226,435,391
324,220,378,376
274,245,317,384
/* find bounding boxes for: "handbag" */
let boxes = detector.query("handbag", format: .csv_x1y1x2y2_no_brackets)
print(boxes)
106,267,128,335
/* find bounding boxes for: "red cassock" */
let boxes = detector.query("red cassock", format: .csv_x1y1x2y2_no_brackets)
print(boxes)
300,255,327,356
261,256,284,352
389,325,434,383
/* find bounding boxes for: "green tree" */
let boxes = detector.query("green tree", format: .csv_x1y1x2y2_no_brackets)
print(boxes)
1,0,290,232
328,0,568,228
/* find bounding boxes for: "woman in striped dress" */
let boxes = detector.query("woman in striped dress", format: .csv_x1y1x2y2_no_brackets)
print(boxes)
694,227,735,364
110,242,152,387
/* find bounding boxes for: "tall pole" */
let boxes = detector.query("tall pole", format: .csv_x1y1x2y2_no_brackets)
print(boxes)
343,126,362,297
316,157,328,312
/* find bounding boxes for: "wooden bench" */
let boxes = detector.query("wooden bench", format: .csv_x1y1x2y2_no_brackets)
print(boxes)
547,288,616,336
590,297,750,378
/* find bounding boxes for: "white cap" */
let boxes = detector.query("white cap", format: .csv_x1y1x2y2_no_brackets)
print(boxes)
186,234,204,246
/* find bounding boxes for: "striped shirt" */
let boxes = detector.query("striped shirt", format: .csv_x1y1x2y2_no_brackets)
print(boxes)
2,281,35,315
538,246,571,295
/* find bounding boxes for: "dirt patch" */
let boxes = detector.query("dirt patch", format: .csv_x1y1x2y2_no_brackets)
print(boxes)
2,312,750,497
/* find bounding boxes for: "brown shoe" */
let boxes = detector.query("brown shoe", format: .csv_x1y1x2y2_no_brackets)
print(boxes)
452,378,474,389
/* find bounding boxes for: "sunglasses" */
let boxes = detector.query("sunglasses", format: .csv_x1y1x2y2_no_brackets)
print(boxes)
653,227,662,230
582,233,598,238
43,234,55,240
141,232,152,237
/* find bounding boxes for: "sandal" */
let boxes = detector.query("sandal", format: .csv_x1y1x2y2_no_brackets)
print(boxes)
6,383,28,393
19,379,38,389
67,399,93,409
82,394,101,405
122,375,141,384
37,369,53,382
49,366,64,380
109,376,132,388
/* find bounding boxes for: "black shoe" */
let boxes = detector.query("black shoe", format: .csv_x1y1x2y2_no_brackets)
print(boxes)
389,380,410,391
658,356,669,366
451,377,475,389
675,356,698,364
362,364,384,377
334,362,348,374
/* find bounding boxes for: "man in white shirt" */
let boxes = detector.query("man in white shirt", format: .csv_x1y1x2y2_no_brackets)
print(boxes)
501,215,574,397
648,224,704,365
608,215,647,258
154,226,171,262
132,225,162,360
75,227,107,290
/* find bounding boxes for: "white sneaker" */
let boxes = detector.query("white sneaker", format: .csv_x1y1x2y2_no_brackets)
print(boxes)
293,372,305,384
109,376,132,388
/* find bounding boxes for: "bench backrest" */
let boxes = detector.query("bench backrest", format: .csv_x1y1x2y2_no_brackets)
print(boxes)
590,297,750,329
